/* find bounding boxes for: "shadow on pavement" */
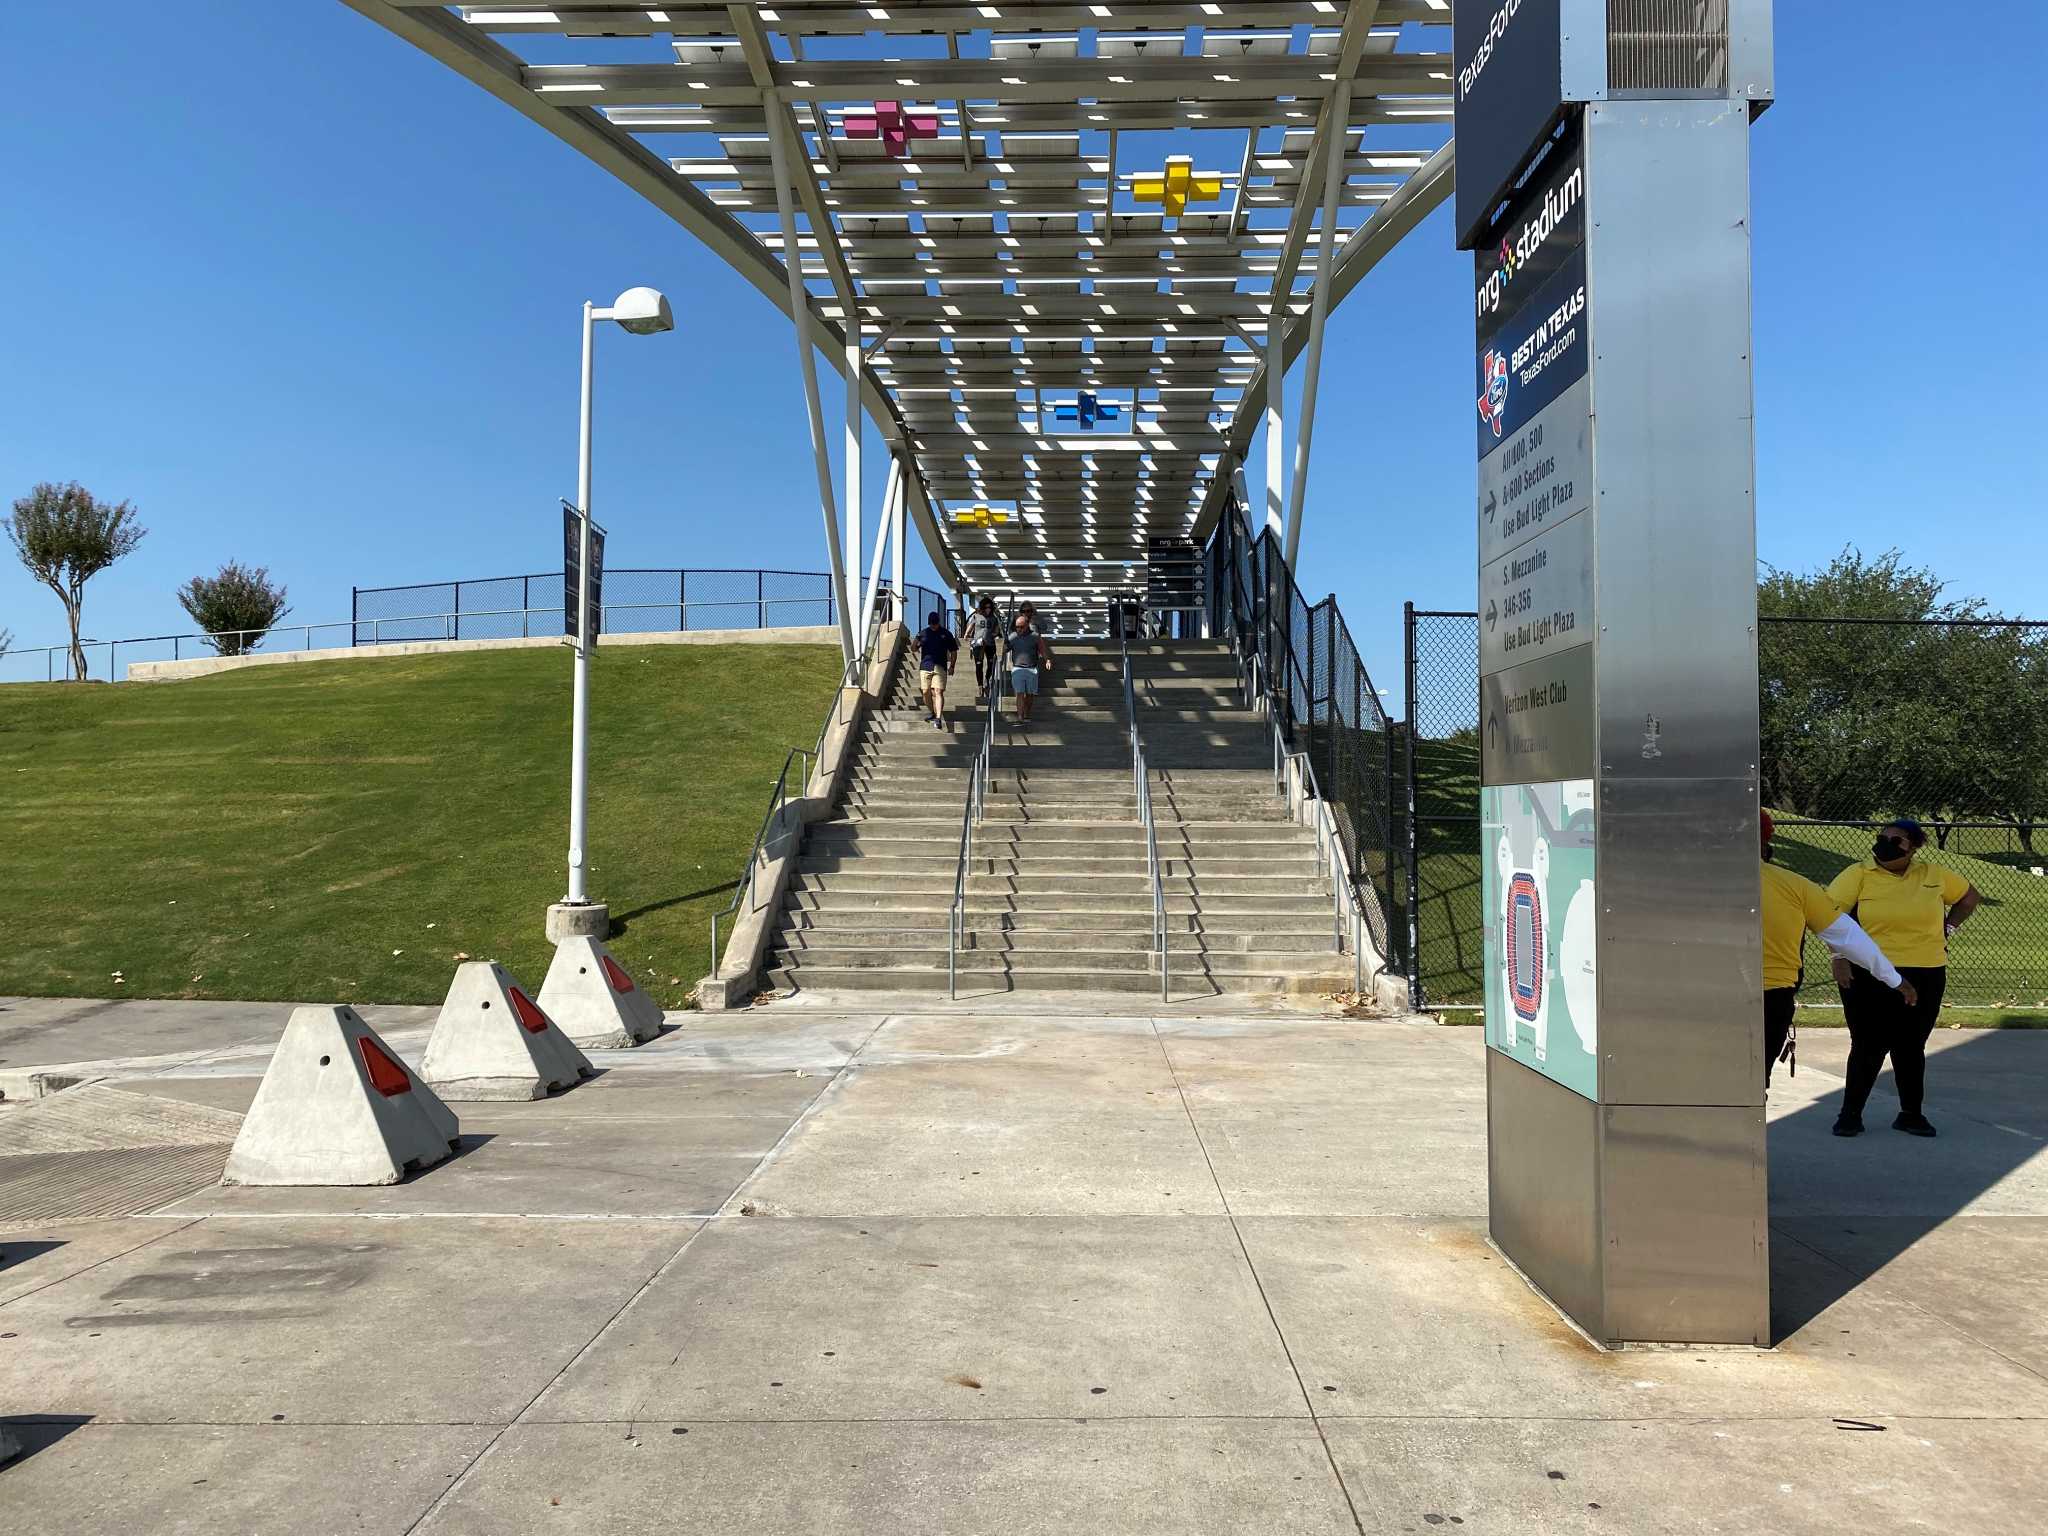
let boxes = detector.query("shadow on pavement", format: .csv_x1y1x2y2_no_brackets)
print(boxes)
1,1414,92,1468
1768,1029,2048,1341
0,1240,65,1275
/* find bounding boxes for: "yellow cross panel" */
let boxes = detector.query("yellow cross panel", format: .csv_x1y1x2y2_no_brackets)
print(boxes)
1132,156,1224,218
952,505,1010,528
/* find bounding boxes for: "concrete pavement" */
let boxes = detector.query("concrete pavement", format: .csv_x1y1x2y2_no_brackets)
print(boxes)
2,996,2045,1531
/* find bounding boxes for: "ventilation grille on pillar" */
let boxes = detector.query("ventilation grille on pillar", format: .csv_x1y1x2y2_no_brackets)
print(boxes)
1607,0,1730,94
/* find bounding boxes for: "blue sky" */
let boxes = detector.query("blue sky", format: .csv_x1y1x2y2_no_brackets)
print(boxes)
1,5,2039,691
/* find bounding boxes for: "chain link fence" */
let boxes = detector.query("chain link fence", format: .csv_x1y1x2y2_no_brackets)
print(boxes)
1401,608,1486,1007
1207,498,1401,967
1402,611,2048,1010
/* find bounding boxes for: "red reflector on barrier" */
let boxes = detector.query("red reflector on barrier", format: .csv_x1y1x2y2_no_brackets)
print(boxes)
601,955,636,994
510,987,551,1034
358,1036,414,1097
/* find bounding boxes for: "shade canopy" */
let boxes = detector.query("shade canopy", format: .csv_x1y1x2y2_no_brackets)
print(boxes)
349,3,1458,623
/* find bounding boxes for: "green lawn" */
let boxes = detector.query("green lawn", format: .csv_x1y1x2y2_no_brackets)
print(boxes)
1404,734,2048,1012
0,644,844,1009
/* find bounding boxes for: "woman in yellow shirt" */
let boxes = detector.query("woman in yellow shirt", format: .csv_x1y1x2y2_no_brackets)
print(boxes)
1826,818,1982,1138
1759,812,1913,1087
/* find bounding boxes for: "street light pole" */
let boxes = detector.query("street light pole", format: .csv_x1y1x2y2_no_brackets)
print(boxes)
548,286,672,945
566,301,597,906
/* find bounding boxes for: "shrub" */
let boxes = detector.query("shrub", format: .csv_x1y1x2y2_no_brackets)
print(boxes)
177,562,292,656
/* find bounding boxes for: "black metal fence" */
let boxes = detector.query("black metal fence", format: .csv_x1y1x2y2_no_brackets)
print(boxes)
1206,499,1401,968
1402,610,2048,1010
1401,608,1486,1008
347,569,940,645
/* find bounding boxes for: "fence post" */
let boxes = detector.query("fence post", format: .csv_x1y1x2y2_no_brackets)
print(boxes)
677,570,686,632
1325,599,1339,801
453,580,462,641
351,586,359,648
1302,592,1316,764
1402,602,1423,1012
1381,668,1399,972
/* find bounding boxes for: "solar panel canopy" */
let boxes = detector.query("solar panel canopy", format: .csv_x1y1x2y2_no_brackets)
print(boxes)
354,2,1458,626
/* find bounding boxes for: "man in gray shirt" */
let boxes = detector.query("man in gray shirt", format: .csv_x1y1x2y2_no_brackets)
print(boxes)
1004,612,1051,723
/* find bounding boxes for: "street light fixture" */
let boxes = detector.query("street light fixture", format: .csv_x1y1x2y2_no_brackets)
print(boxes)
550,286,673,942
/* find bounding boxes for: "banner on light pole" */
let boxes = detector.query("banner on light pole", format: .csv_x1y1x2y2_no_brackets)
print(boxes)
561,501,606,650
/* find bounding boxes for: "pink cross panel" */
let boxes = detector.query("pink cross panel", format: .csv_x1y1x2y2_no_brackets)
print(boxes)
844,100,940,159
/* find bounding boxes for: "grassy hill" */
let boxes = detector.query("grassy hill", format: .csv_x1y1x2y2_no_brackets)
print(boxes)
0,643,845,1009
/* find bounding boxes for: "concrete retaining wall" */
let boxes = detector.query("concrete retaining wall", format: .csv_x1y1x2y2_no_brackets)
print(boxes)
125,625,842,683
695,622,905,1009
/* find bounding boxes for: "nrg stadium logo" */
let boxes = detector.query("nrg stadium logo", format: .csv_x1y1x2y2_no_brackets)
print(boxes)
1474,160,1584,325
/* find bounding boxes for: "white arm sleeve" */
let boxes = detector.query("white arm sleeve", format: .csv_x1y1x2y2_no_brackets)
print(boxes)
1817,914,1903,990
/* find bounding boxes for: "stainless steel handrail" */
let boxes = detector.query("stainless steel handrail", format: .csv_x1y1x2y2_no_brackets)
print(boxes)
1232,632,1356,971
709,744,815,971
1121,637,1168,1002
948,651,1007,997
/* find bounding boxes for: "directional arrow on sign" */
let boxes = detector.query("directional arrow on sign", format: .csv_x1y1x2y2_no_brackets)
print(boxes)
1484,489,1497,524
1485,600,1498,632
1486,712,1501,754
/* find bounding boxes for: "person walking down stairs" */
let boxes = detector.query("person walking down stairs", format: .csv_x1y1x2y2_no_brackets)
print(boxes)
964,596,999,698
917,610,959,730
1005,611,1052,723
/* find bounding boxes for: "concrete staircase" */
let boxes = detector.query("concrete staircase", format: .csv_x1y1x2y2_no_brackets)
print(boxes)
760,640,1349,997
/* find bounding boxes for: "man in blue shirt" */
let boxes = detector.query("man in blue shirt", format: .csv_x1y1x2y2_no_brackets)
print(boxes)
917,610,959,729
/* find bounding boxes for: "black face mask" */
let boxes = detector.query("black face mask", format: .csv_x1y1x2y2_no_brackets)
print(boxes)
1873,835,1908,862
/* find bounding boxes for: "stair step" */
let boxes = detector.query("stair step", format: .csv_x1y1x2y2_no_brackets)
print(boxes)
803,860,1325,882
760,960,1346,996
785,890,1336,916
791,873,1330,896
778,909,1335,936
773,926,1338,955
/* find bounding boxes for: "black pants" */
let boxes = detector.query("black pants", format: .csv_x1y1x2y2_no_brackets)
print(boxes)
971,642,997,690
1838,965,1946,1121
1764,986,1798,1086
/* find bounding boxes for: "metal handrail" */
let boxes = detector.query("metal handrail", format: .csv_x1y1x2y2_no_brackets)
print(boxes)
1232,625,1360,985
0,596,886,685
1121,636,1168,1002
709,744,815,971
948,649,1007,998
710,601,891,977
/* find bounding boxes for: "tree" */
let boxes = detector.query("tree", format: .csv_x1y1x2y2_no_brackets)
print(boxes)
176,562,291,656
5,482,146,681
1758,547,2048,848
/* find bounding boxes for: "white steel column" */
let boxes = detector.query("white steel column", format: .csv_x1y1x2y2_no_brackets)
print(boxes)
1285,83,1352,568
1263,306,1285,540
765,107,857,664
890,453,907,616
844,322,863,634
857,457,901,643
